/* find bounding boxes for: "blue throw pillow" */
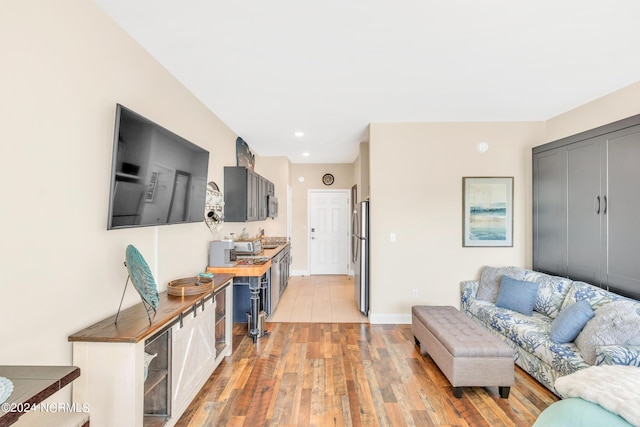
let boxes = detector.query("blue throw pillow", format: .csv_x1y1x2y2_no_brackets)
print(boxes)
495,276,539,316
550,300,595,344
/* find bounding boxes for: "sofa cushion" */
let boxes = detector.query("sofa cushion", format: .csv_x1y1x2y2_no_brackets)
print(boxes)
523,271,573,319
560,281,622,312
550,300,594,344
477,266,527,303
466,298,587,377
496,276,539,316
575,301,640,365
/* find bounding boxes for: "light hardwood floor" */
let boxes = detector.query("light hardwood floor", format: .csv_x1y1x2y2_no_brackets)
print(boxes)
176,323,558,426
175,276,558,426
268,275,368,323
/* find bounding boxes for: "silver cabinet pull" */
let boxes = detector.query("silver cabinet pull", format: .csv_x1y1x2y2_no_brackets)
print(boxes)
595,196,601,214
603,195,607,214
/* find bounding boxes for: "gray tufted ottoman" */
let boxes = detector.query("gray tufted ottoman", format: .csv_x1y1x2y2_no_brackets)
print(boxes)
411,305,514,398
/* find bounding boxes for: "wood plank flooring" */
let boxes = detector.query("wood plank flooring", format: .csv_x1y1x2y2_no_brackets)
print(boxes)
176,323,558,427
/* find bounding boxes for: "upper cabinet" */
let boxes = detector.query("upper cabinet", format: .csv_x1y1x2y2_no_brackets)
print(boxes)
533,115,640,299
224,166,274,222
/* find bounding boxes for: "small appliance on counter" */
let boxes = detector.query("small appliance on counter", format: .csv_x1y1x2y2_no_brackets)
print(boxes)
233,238,262,256
209,240,236,267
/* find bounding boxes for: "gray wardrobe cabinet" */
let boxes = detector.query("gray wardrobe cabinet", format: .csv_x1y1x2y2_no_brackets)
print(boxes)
533,115,640,300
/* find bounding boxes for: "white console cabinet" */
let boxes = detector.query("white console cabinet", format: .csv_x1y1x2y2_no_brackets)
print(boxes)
69,274,233,427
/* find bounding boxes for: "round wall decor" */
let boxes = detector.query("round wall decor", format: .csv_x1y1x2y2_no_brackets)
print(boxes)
322,173,335,186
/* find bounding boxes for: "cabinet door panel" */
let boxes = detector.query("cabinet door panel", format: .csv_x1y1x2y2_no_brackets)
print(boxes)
172,304,216,414
247,170,259,221
606,128,640,296
533,148,565,275
566,138,604,283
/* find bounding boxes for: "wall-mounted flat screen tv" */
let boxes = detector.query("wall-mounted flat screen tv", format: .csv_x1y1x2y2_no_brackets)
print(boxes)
107,104,209,230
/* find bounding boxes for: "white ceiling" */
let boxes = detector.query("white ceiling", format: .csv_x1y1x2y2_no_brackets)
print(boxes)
93,0,640,164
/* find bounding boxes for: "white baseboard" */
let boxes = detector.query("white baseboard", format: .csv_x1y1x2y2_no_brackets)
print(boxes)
291,269,309,276
368,312,412,324
291,270,355,277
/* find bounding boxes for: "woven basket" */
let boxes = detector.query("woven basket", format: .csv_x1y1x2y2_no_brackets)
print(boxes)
167,276,213,297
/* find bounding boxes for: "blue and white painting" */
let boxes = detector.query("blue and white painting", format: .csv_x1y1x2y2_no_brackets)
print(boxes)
470,202,507,240
463,177,513,247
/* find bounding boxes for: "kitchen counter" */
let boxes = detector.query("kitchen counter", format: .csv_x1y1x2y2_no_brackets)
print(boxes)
261,242,289,258
207,242,290,275
207,259,271,277
207,242,290,332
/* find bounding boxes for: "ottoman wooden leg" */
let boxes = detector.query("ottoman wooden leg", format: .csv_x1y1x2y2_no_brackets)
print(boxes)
499,386,510,398
453,387,462,398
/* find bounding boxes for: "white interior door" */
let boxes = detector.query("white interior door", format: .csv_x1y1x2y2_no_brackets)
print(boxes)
309,190,350,275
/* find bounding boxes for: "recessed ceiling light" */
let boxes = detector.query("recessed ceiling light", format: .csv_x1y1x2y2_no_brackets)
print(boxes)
302,152,310,157
294,131,304,138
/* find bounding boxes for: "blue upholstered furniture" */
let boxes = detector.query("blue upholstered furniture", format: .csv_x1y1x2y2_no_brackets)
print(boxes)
461,267,640,396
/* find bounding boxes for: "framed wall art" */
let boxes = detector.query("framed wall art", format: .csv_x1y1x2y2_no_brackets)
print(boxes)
462,177,513,247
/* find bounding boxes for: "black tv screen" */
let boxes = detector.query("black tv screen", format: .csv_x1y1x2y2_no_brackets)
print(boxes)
107,104,209,230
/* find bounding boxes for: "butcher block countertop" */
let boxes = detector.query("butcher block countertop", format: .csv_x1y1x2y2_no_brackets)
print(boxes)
207,242,289,277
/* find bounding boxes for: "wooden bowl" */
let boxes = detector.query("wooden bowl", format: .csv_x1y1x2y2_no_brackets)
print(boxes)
167,276,213,297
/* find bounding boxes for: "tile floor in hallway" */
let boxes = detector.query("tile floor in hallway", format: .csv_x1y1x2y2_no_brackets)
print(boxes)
267,275,369,323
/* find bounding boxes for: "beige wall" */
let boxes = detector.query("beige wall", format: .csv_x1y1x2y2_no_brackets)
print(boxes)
289,163,355,273
352,141,370,203
367,80,640,323
545,81,640,143
3,0,640,374
368,122,545,322
0,0,245,365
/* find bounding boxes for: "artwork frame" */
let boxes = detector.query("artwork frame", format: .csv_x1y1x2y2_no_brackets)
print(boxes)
462,177,513,247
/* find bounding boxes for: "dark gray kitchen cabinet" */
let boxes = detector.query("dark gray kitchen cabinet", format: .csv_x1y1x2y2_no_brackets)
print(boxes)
532,114,640,299
224,166,273,222
258,175,268,220
224,167,258,221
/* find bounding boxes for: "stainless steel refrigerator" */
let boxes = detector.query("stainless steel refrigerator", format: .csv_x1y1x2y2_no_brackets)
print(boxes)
352,200,369,315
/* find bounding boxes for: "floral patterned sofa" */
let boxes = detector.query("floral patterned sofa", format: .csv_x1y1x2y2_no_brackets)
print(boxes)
460,266,640,395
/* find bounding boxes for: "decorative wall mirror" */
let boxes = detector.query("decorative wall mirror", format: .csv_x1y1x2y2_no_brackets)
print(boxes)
205,181,224,231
